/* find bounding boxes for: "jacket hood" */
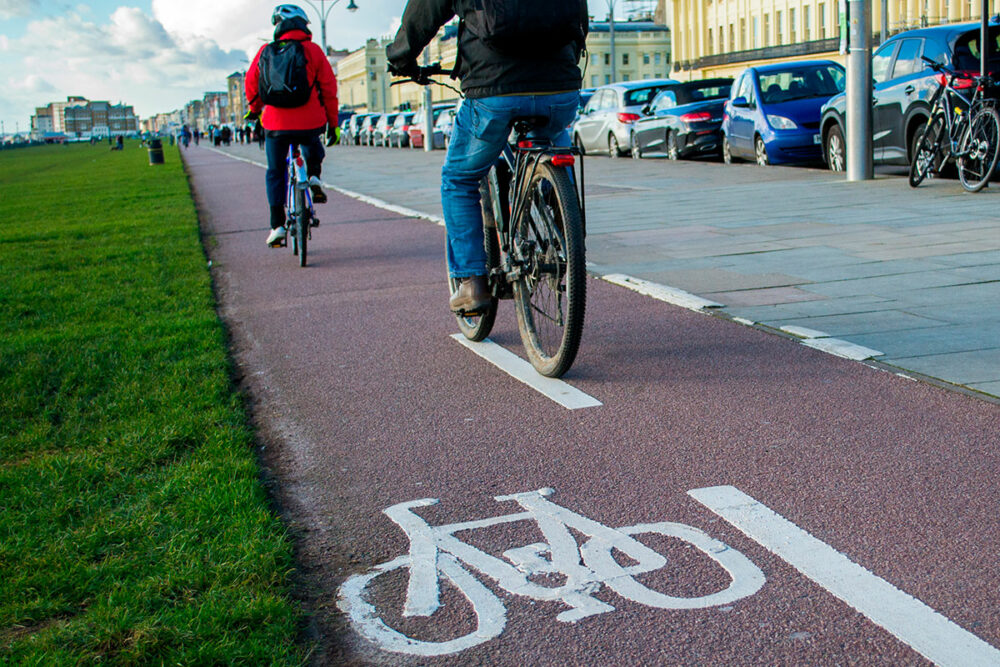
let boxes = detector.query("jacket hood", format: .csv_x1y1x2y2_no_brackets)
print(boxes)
275,17,312,41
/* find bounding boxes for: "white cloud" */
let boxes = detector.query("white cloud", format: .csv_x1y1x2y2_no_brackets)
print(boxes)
8,7,246,119
0,35,9,51
0,0,40,20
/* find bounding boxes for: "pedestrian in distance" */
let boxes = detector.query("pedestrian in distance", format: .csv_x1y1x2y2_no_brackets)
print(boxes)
387,0,588,314
245,4,341,248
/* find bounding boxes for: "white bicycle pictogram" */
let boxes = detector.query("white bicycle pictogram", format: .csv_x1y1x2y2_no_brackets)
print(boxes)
338,488,766,656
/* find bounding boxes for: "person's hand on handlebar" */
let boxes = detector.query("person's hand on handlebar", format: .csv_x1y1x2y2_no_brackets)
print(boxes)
326,125,341,147
388,60,421,79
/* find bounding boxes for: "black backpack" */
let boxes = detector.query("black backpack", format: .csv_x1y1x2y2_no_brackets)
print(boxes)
465,0,588,56
258,40,312,108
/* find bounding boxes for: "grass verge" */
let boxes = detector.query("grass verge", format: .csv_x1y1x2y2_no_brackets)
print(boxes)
0,143,307,664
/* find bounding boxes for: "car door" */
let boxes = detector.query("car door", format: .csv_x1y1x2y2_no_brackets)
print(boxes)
595,89,620,153
875,39,924,162
728,72,757,157
647,91,676,153
575,89,607,151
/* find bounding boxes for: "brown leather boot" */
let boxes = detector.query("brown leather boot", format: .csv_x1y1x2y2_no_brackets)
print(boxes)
449,275,491,314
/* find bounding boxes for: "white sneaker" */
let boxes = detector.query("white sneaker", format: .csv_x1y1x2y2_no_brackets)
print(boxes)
266,226,286,246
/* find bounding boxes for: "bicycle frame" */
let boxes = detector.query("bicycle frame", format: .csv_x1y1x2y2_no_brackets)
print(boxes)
286,145,314,211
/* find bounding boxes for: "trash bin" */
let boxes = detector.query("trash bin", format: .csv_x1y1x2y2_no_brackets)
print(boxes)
148,138,164,165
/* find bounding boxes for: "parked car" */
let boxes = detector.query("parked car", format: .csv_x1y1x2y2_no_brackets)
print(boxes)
358,114,380,146
408,103,456,149
572,79,679,157
388,112,415,147
630,78,734,160
821,21,1000,172
345,113,371,145
722,60,846,165
372,113,400,147
434,104,458,148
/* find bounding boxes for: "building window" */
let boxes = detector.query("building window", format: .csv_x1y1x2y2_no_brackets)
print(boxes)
605,74,611,84
623,74,630,81
591,75,599,87
790,8,797,43
752,16,760,49
764,13,770,47
729,22,735,51
605,53,611,65
708,28,713,55
623,53,629,65
776,10,783,44
741,18,747,49
643,52,650,65
819,3,826,39
592,53,599,65
655,52,661,65
805,5,812,40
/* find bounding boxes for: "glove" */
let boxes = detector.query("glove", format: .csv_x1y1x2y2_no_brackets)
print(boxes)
387,60,419,79
326,126,341,147
244,110,260,123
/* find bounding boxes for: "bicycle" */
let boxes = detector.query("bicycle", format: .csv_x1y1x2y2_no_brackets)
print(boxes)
909,55,1000,192
278,144,320,267
393,64,589,378
338,487,765,657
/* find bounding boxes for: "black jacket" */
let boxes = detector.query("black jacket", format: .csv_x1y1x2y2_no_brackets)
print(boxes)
386,0,586,99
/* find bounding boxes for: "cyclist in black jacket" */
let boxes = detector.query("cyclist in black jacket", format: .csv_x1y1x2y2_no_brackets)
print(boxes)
388,1,588,314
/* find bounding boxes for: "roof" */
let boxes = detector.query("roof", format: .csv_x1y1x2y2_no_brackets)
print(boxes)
589,21,669,33
598,78,679,91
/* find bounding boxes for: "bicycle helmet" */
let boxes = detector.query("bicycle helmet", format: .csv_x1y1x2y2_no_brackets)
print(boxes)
272,4,309,25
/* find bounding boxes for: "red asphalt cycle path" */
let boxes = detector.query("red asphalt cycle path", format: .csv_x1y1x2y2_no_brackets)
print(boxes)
186,146,1000,666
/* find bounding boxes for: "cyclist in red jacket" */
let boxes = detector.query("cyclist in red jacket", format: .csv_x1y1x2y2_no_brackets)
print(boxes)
246,4,340,247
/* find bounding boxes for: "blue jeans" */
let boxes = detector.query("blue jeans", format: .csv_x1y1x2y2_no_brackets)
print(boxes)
441,92,580,278
265,131,325,209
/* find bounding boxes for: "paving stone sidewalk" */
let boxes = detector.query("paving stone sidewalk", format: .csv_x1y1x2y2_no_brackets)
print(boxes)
213,142,1000,400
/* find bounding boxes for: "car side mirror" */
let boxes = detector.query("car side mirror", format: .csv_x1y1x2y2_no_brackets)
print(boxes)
731,96,750,108
641,104,652,115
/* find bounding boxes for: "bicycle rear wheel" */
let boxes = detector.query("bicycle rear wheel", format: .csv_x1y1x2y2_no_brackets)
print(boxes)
957,106,1000,192
909,113,945,188
293,188,308,267
511,159,586,378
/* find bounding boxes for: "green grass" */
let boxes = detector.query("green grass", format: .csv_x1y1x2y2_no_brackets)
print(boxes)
0,143,307,664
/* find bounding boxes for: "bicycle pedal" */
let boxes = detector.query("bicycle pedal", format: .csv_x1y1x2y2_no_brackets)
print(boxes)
311,219,320,227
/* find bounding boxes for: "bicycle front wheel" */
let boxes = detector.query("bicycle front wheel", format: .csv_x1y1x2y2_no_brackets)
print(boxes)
957,106,1000,192
511,159,586,378
909,113,945,188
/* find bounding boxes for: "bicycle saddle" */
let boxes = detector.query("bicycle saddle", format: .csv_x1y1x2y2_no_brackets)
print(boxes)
512,116,550,137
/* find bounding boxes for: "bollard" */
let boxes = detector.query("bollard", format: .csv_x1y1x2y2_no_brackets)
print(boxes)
148,138,165,165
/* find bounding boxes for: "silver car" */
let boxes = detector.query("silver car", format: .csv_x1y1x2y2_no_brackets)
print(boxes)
572,79,679,157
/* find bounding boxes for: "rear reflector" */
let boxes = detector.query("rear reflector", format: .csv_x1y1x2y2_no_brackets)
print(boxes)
550,154,575,167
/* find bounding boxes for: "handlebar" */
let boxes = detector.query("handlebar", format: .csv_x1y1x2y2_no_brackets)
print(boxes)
389,62,449,86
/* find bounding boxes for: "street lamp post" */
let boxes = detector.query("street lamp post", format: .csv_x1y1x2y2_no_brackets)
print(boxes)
301,0,359,56
606,0,618,84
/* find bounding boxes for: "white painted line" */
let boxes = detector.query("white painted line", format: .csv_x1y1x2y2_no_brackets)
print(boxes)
450,334,602,410
205,147,446,226
689,485,1000,667
802,337,884,360
602,274,723,311
780,325,830,339
732,317,756,326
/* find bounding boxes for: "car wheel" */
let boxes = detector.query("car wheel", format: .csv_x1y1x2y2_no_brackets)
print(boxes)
754,136,769,166
574,134,586,156
609,133,621,158
825,124,846,171
666,131,680,161
722,135,734,164
631,132,642,159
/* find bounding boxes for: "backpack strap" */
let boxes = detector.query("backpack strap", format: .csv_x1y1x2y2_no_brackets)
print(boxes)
450,18,465,80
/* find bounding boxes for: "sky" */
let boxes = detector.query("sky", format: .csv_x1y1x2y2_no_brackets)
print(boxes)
0,0,638,134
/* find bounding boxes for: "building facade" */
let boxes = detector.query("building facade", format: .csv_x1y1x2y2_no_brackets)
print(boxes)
672,0,997,80
227,71,247,124
47,99,138,138
583,21,673,88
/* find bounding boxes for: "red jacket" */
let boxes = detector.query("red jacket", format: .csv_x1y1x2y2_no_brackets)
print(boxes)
246,29,339,132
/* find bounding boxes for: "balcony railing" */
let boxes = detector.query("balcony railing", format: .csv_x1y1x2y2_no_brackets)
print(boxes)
680,37,841,70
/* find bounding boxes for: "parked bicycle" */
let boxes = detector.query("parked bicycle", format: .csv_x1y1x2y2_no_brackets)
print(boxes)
909,55,1000,192
277,144,320,267
393,64,589,378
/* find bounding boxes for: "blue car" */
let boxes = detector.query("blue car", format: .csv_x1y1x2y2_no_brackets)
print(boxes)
721,60,846,166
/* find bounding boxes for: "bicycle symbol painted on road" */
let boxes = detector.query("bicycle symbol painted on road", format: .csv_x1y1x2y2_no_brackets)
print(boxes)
338,487,766,656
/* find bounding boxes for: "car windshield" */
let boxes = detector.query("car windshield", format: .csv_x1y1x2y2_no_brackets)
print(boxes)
677,82,732,104
757,65,846,104
623,86,663,106
953,27,1000,71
